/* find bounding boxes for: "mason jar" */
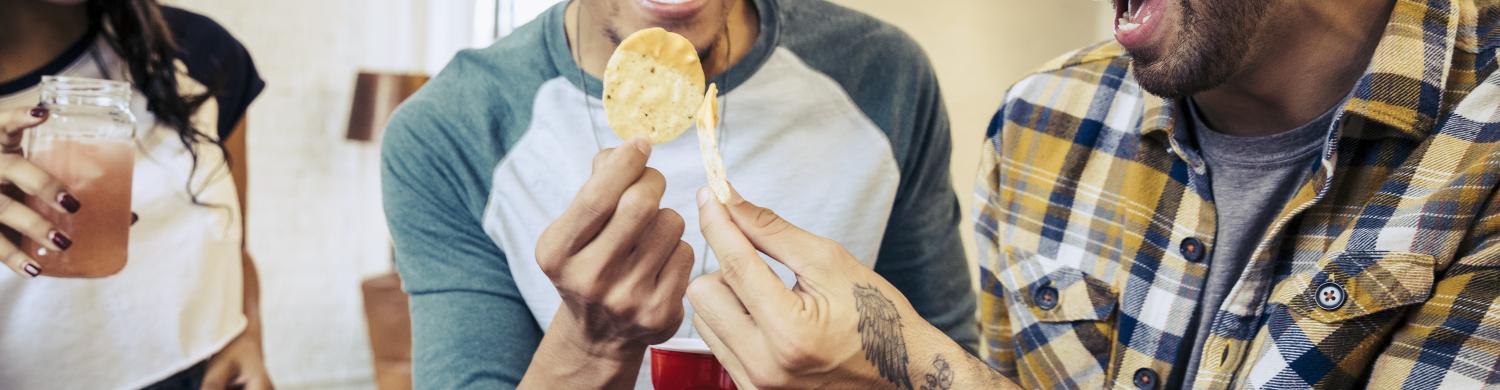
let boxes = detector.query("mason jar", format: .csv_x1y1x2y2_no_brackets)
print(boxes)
23,76,137,278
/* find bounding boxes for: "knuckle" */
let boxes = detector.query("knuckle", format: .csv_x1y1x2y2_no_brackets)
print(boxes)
579,276,615,300
656,209,685,236
815,237,845,256
640,305,682,331
717,255,753,280
672,240,693,258
641,168,666,188
537,258,562,279
3,251,33,270
577,192,615,221
750,206,790,233
603,290,636,312
534,233,564,267
685,277,715,302
20,217,52,235
772,339,818,368
535,250,560,272
616,191,658,224
0,155,18,172
748,369,791,389
591,149,610,168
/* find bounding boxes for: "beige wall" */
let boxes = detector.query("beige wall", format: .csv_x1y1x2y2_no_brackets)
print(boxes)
832,0,1113,279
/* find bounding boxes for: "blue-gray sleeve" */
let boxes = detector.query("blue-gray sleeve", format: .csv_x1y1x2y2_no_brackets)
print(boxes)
382,93,540,389
872,72,979,355
778,1,979,353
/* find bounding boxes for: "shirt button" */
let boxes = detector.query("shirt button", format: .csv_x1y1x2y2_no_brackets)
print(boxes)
1033,285,1059,310
1133,367,1159,389
1316,282,1346,310
1180,237,1207,263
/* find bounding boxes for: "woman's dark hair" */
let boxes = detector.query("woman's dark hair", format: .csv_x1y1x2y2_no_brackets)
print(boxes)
86,0,227,204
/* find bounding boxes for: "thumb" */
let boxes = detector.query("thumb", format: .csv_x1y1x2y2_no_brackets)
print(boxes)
243,375,275,390
200,361,234,390
720,182,836,274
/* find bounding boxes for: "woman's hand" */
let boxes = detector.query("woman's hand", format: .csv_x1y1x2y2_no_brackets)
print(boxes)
201,329,275,390
688,185,1017,390
0,106,80,278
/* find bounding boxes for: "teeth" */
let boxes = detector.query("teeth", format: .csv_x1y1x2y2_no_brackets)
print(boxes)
653,0,692,3
1118,8,1149,32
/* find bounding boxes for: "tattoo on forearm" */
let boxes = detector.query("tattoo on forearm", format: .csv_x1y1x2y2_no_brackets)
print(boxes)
920,356,953,390
854,284,913,390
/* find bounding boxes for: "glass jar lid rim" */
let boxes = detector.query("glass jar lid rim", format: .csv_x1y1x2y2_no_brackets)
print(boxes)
42,75,131,90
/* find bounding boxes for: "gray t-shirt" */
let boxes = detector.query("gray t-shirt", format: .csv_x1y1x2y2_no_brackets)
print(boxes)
1174,98,1336,388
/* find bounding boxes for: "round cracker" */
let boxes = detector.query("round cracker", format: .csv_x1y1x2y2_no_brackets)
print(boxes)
603,28,706,144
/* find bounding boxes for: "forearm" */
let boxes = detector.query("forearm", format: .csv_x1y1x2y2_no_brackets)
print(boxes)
518,307,644,390
228,117,261,338
899,319,1017,390
241,250,262,337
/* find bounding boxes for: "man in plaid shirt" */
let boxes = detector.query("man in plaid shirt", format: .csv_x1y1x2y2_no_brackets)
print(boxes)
683,0,1500,389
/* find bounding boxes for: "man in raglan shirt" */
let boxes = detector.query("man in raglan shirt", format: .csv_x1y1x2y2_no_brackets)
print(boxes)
380,0,976,388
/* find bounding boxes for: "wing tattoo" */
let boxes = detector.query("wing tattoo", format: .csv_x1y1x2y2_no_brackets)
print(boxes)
854,284,913,390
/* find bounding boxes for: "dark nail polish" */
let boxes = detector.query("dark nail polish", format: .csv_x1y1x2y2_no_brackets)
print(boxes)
23,263,40,277
28,107,47,119
131,212,139,225
58,193,80,213
50,231,71,250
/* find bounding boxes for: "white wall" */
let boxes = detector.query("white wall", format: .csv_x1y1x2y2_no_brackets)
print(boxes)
163,0,491,387
161,0,1111,388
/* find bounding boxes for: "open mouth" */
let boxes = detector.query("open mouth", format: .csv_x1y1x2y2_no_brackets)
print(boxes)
1113,0,1166,47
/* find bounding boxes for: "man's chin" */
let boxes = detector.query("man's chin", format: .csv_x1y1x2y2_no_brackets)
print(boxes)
1131,59,1186,99
1128,53,1224,99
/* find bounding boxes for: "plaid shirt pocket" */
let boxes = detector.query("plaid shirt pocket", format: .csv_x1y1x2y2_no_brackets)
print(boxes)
1244,251,1438,388
992,246,1117,389
1282,251,1435,323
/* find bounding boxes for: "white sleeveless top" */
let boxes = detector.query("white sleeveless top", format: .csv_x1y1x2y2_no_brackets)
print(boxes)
0,37,245,390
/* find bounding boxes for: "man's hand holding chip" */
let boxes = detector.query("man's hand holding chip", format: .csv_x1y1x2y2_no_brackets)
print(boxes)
521,139,696,389
688,185,1019,390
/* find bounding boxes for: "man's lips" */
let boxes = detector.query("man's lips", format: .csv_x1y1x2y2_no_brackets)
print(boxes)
1113,0,1167,48
637,0,708,21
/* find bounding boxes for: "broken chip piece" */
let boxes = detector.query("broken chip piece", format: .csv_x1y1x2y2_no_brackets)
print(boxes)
696,83,730,204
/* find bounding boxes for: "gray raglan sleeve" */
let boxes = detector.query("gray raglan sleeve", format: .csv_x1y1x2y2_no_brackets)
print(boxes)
787,17,982,353
872,70,980,354
785,9,980,352
382,96,541,389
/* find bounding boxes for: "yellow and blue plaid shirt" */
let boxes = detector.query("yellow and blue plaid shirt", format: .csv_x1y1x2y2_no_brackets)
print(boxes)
975,0,1500,388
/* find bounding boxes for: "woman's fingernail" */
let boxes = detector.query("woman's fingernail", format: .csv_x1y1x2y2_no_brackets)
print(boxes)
50,231,71,250
697,187,710,206
57,192,80,213
28,107,47,119
23,263,40,277
131,212,139,225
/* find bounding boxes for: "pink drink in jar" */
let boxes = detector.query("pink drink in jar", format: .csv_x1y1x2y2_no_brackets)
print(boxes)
22,76,136,278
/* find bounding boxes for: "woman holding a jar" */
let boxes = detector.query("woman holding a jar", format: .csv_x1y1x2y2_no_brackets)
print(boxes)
0,0,270,389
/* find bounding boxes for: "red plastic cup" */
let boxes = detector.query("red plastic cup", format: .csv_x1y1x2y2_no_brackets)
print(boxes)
650,338,737,390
